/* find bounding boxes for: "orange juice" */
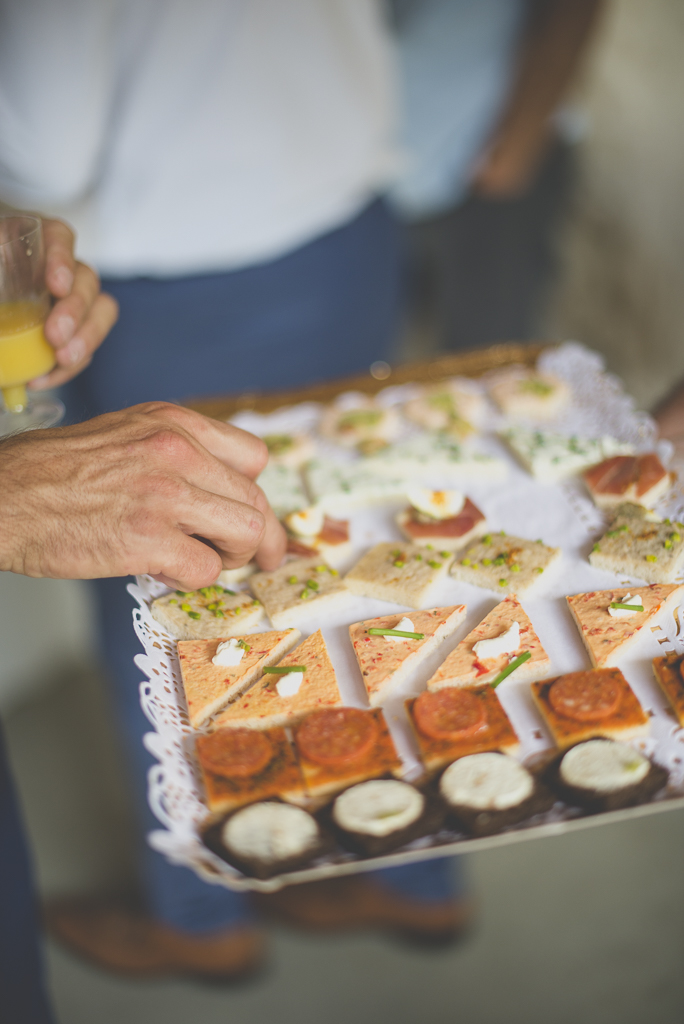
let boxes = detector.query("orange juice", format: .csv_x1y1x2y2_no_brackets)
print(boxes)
0,301,55,411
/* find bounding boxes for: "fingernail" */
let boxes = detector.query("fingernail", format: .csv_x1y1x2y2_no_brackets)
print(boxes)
53,266,73,294
57,314,75,342
62,337,85,365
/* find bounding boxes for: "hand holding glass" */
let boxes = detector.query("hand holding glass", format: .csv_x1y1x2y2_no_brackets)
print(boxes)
0,215,64,433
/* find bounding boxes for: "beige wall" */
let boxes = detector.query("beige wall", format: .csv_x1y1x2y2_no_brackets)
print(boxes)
546,0,684,410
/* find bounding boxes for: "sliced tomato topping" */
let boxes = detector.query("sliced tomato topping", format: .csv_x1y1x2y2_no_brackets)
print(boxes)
296,707,378,766
406,498,484,538
319,517,349,544
549,670,623,722
413,688,487,741
196,728,273,779
635,453,667,497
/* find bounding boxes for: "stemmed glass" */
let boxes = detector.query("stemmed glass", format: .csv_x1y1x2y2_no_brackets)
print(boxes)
0,214,64,435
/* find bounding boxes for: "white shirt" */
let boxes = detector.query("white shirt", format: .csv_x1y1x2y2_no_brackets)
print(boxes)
0,0,398,277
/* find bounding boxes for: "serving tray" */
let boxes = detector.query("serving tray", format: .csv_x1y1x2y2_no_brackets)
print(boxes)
132,342,684,892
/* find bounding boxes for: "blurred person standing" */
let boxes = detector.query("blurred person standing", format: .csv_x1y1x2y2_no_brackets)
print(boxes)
390,0,603,351
0,0,467,981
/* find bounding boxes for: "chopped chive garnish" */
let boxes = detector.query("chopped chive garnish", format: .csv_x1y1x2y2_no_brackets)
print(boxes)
213,609,225,618
510,564,520,573
329,568,339,576
646,555,658,562
168,599,177,605
315,565,327,573
482,558,492,566
300,589,312,600
499,578,508,587
428,560,442,569
535,567,544,574
609,602,643,611
393,560,405,568
238,639,251,652
672,533,681,543
263,665,307,674
536,539,543,544
180,603,191,612
234,606,241,614
592,543,601,553
187,611,201,620
440,551,450,558
664,540,673,549
500,530,506,536
414,554,422,561
426,544,434,550
491,650,531,688
482,534,492,545
368,628,425,640
288,576,298,584
222,588,236,595
306,579,319,590
461,558,471,566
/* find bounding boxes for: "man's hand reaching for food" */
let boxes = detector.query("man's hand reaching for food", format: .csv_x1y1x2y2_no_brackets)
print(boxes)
0,402,286,588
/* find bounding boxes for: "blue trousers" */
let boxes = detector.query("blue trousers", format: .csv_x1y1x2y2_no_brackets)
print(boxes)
66,199,462,931
0,724,55,1024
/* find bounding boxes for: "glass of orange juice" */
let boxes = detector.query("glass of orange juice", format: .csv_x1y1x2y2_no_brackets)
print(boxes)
0,214,64,435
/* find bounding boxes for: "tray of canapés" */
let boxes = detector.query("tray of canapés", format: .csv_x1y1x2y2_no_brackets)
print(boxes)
137,353,684,888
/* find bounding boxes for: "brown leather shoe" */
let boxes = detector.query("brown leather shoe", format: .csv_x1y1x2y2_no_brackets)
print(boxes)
251,874,475,946
43,897,266,981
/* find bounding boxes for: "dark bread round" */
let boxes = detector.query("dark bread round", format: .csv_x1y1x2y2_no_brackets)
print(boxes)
201,801,334,880
543,739,669,813
319,778,446,858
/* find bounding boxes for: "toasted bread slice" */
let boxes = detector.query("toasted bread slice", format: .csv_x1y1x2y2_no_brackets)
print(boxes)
583,453,673,510
589,505,684,583
500,426,631,482
427,594,550,690
196,726,305,814
178,629,301,728
345,542,454,609
450,533,561,596
249,556,352,629
531,669,649,750
406,686,520,774
652,653,684,726
488,368,570,420
349,605,467,707
293,707,402,802
151,585,263,640
211,629,341,731
567,584,684,668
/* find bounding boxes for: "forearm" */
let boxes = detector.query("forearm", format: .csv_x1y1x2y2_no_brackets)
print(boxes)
501,0,604,139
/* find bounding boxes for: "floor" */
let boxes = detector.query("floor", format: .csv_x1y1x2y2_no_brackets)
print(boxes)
6,666,684,1024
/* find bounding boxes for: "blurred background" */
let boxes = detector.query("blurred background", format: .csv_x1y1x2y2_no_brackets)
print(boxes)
2,1,684,1021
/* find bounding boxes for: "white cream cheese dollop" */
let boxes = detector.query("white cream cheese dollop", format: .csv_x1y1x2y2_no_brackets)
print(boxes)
384,617,416,643
285,505,324,538
560,740,650,793
440,752,534,810
473,621,520,660
333,780,424,837
407,487,465,520
222,802,319,863
212,639,245,668
607,593,644,619
275,672,304,697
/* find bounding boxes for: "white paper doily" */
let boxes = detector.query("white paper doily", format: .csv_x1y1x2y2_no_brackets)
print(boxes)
131,343,684,892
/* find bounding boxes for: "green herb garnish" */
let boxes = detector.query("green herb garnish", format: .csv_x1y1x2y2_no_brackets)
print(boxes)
427,560,442,569
609,602,643,612
263,665,307,674
491,650,532,688
368,628,425,640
